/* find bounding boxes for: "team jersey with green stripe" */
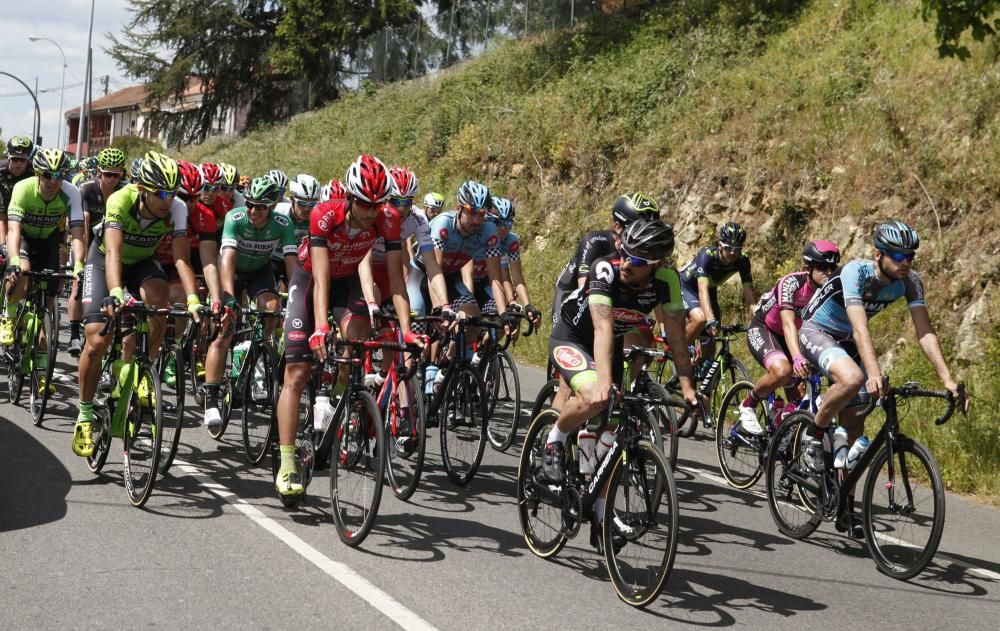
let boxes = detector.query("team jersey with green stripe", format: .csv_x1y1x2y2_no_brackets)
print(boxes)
7,177,84,239
221,208,297,273
102,184,188,265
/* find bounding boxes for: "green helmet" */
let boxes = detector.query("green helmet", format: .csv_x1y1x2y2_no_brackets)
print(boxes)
218,162,239,187
137,151,180,191
6,135,34,159
81,156,99,174
245,175,283,205
97,147,127,170
32,147,71,173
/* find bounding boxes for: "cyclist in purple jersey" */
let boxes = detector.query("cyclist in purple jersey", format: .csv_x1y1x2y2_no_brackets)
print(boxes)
737,240,840,433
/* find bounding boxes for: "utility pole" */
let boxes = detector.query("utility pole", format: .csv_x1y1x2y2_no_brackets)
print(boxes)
75,0,95,158
102,75,109,96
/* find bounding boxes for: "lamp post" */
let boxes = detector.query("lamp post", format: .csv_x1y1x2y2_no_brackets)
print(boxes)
75,0,95,158
0,71,41,143
28,36,67,149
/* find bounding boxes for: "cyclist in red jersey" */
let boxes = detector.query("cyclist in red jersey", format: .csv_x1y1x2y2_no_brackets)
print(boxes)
200,162,232,228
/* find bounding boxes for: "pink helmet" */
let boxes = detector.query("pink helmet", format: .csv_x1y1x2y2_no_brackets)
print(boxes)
803,240,841,266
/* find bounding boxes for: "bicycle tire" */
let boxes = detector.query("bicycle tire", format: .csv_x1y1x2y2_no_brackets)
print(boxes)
640,380,680,470
239,345,275,465
385,374,427,501
188,325,208,407
207,355,233,440
270,379,315,507
330,389,386,546
6,322,26,405
529,378,560,423
158,344,185,474
86,408,113,474
716,380,766,489
29,309,56,425
862,438,945,580
604,439,678,607
516,408,568,558
486,349,522,452
765,411,822,539
439,365,488,486
123,361,163,507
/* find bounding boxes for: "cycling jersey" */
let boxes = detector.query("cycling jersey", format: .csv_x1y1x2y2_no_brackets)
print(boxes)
298,199,401,278
423,211,503,274
0,158,34,214
102,184,187,265
7,177,84,238
555,229,616,290
220,208,296,273
208,195,233,222
79,180,126,236
156,201,217,265
271,202,310,261
555,255,684,339
679,245,753,290
473,230,520,279
373,210,431,295
753,271,819,335
801,259,926,337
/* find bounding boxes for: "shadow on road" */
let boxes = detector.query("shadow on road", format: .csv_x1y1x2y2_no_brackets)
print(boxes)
0,419,71,532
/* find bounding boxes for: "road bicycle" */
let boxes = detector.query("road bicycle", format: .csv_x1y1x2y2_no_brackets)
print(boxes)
674,324,751,437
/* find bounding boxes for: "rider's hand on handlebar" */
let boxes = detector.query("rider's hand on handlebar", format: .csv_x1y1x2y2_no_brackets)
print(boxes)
792,354,810,379
865,372,885,400
309,325,331,363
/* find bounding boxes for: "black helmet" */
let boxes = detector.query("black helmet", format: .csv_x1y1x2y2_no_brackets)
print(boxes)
621,219,674,261
612,192,659,227
719,221,747,248
6,135,34,159
802,240,841,266
872,220,919,253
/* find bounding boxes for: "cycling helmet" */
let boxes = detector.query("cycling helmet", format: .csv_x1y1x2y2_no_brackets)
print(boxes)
177,160,204,198
344,155,391,204
97,147,127,170
289,173,321,202
322,178,347,202
388,166,419,198
612,192,660,227
137,151,180,191
491,196,515,223
873,220,919,253
267,168,288,194
6,135,34,159
802,239,841,267
423,192,444,210
32,147,71,173
245,175,283,205
456,180,490,210
200,162,222,186
81,156,99,174
218,162,239,188
129,157,144,181
621,219,675,261
719,221,747,248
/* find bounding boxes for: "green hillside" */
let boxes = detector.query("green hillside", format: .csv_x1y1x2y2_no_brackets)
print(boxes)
190,0,999,500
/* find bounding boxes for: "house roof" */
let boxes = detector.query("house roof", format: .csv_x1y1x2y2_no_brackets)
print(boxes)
65,79,206,118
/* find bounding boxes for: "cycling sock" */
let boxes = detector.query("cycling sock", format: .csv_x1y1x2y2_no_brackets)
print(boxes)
547,426,569,445
279,444,296,471
35,352,47,370
70,320,81,339
204,383,220,406
78,401,94,422
4,302,15,318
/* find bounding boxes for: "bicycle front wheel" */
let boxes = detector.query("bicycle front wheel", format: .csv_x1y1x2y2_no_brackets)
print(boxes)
158,344,186,474
863,438,945,580
764,412,822,539
123,362,163,507
604,440,678,608
528,378,560,424
485,349,522,452
716,381,766,489
385,375,426,501
239,346,275,465
640,380,680,471
330,390,386,546
516,408,568,558
29,309,57,426
439,366,488,486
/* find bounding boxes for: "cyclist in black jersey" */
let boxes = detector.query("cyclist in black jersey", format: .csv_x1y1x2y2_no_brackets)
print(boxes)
0,136,36,256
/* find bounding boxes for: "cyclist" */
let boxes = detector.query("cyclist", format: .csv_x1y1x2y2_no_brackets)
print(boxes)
200,162,230,234
275,154,405,498
679,221,756,349
217,162,246,209
415,191,444,222
1,148,85,389
69,148,129,356
799,221,960,477
74,151,200,458
71,156,98,187
266,169,290,203
321,178,346,202
272,173,321,288
737,240,841,433
552,193,660,325
202,176,296,428
543,220,697,544
0,135,36,249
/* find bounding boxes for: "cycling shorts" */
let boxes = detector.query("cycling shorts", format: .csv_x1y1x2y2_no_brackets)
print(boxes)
746,315,792,370
473,277,497,315
18,231,63,296
282,265,367,364
81,240,166,324
799,320,869,400
548,329,624,393
680,282,720,317
234,267,278,302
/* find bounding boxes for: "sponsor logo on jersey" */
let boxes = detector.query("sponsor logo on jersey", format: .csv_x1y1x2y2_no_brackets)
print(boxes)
485,235,498,247
509,241,520,254
439,227,449,241
611,308,647,325
288,331,306,341
553,345,587,371
329,241,342,250
292,319,303,328
318,217,330,232
595,260,614,284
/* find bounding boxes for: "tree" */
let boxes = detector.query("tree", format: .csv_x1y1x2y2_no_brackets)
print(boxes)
108,0,286,144
921,0,1000,59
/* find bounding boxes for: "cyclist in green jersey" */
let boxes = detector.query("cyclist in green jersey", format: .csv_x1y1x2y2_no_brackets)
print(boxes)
73,152,203,457
202,176,297,428
2,149,85,370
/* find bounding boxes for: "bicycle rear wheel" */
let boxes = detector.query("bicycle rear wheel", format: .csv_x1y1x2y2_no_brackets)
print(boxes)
330,390,385,546
528,378,560,424
863,438,945,580
764,411,822,539
385,375,426,501
29,309,57,426
123,362,163,507
158,344,185,474
86,409,113,474
716,381,766,489
188,325,209,407
439,366,488,486
239,346,275,465
604,440,678,607
485,349,521,452
516,409,568,558
639,380,680,470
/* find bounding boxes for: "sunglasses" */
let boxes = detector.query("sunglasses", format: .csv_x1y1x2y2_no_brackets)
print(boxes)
460,203,487,217
351,197,378,211
294,199,318,208
100,170,123,179
388,197,413,209
10,157,28,163
148,188,177,200
881,249,915,263
497,219,514,229
720,244,742,254
246,201,272,211
812,263,838,273
39,171,65,181
221,185,234,192
621,247,659,267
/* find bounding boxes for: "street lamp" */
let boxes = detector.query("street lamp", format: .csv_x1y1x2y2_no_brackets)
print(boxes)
28,36,67,149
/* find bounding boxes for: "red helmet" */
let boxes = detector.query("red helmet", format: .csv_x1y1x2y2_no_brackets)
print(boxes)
323,178,347,202
200,162,222,186
344,155,391,204
388,166,418,199
177,160,204,198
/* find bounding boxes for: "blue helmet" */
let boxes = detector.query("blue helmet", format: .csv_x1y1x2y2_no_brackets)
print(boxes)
456,180,490,211
873,220,919,253
491,196,515,223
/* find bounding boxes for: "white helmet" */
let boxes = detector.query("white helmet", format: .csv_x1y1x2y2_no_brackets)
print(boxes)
266,168,289,194
289,173,321,202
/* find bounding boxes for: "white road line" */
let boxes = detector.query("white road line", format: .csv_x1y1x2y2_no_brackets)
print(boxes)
677,463,1000,582
174,459,439,631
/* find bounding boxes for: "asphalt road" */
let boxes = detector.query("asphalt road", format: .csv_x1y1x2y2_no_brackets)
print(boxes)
2,345,998,630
